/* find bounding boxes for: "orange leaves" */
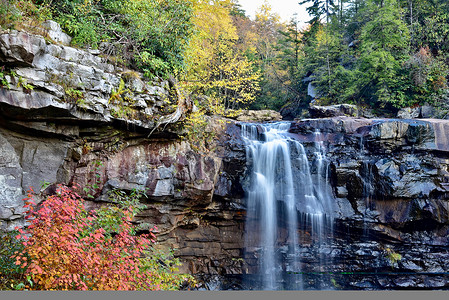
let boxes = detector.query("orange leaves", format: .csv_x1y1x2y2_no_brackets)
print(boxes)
13,184,160,290
34,264,43,275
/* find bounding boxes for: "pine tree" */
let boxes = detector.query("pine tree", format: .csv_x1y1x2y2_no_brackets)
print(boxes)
354,0,411,108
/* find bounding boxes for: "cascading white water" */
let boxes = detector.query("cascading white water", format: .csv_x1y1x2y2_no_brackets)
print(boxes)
242,122,335,290
360,135,374,239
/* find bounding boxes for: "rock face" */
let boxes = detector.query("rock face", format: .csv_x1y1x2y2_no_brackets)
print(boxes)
41,20,72,46
2,25,449,290
286,116,449,289
0,28,178,132
309,104,358,118
397,105,436,119
226,109,282,122
0,27,247,277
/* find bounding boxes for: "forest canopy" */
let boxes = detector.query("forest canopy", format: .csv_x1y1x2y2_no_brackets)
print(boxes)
1,0,449,117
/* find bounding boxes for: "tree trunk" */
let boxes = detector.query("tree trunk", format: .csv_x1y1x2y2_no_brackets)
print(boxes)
147,76,192,137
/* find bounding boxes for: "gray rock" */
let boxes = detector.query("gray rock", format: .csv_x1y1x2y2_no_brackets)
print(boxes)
158,166,174,179
309,104,358,118
126,76,145,93
146,85,167,96
41,20,72,46
421,105,435,118
397,107,420,119
0,31,46,66
153,179,174,196
370,120,410,140
234,110,282,122
0,134,23,220
336,186,349,197
0,130,69,221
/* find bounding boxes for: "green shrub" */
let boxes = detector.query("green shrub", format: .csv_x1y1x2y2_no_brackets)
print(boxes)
0,231,27,290
45,0,194,79
0,0,51,30
0,0,21,29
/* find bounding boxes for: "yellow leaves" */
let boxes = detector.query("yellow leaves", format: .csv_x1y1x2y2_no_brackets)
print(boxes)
182,0,267,111
189,0,237,38
184,0,238,75
315,25,327,46
255,0,280,24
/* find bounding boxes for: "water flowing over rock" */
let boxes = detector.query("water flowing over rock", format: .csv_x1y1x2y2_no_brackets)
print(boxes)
197,116,449,290
1,25,449,290
240,123,334,290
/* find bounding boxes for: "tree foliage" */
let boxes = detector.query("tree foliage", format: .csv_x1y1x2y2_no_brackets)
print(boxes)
3,0,449,116
41,0,194,78
297,0,449,113
182,0,261,110
12,185,193,290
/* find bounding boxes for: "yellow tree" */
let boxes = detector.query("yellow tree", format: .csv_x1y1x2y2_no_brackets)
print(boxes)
182,0,261,110
254,1,283,63
249,1,291,110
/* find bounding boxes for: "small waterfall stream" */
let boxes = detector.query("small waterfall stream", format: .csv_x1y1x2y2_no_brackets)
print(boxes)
241,122,335,290
359,135,375,239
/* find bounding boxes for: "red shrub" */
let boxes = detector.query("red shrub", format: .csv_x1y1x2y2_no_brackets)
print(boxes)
13,185,159,290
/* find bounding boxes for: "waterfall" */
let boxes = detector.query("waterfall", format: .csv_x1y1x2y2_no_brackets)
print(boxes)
360,135,374,239
242,122,335,290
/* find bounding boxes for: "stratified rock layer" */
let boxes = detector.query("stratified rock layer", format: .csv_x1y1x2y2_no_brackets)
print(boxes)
286,116,449,289
1,25,449,290
0,27,248,276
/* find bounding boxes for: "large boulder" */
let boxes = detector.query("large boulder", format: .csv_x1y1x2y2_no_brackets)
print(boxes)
41,20,72,46
229,110,282,122
309,104,358,118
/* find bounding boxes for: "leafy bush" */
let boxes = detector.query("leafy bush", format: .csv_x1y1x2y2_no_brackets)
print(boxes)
0,0,51,30
0,0,21,29
0,231,27,290
12,185,194,290
45,0,194,78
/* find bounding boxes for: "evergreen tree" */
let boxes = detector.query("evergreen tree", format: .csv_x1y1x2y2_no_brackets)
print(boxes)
354,0,411,108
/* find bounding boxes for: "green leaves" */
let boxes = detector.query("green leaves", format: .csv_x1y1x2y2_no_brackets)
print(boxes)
48,0,194,78
355,0,411,107
295,0,449,113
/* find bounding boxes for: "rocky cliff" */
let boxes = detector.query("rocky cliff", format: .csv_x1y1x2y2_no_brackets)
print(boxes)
204,117,449,290
0,23,249,278
1,24,449,290
286,117,449,289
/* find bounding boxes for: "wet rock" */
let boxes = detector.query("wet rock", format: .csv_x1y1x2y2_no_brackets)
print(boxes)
286,116,449,290
336,186,348,198
400,260,423,272
230,110,282,122
393,277,417,288
309,104,358,118
373,156,438,199
290,116,373,134
367,119,435,151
